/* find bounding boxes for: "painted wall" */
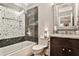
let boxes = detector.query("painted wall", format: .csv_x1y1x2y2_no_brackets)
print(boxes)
38,3,53,43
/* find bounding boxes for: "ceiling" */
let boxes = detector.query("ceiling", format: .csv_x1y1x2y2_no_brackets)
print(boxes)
0,3,32,12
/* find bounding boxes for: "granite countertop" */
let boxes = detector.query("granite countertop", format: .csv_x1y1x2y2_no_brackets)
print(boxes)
50,34,79,39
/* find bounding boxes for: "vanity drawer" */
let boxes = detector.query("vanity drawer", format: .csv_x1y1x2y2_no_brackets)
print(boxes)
50,37,70,46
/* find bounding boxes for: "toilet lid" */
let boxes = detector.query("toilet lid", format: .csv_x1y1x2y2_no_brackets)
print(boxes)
32,44,46,50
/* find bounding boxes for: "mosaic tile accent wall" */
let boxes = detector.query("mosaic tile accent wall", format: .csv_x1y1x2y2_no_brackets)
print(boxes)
0,5,25,40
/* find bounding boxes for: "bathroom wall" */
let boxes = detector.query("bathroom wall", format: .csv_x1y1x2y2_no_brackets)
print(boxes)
38,3,53,43
0,5,25,40
0,5,26,48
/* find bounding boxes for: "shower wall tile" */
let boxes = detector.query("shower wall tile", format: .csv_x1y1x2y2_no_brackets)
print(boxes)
0,36,27,48
0,5,36,48
0,5,25,40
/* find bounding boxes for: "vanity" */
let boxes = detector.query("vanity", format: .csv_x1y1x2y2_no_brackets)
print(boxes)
50,34,79,56
51,3,79,56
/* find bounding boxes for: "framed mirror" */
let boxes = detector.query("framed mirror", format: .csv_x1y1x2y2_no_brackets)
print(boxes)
59,13,73,27
53,3,77,34
57,3,74,27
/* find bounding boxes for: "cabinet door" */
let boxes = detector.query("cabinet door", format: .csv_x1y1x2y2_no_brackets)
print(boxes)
50,45,62,56
50,37,79,56
67,47,79,56
50,45,69,56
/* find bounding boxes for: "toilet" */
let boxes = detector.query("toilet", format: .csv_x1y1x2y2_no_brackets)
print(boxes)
32,37,49,56
32,44,47,56
32,28,49,56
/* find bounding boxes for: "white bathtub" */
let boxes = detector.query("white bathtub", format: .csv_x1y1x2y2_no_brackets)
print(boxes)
0,41,36,56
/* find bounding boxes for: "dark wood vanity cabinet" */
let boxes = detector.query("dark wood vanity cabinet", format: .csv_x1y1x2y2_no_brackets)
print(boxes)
50,37,79,56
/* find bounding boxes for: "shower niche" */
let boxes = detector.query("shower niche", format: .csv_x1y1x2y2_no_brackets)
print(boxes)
26,7,38,43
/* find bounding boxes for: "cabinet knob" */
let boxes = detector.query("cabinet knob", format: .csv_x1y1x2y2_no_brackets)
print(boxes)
62,48,65,51
68,49,72,52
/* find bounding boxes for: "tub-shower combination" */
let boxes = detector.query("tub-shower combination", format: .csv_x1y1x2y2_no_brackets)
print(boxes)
0,41,36,56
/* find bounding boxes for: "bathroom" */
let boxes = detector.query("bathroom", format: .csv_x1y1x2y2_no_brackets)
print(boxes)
1,3,79,56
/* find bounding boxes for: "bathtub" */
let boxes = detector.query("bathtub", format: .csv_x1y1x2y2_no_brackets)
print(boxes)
0,41,36,56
